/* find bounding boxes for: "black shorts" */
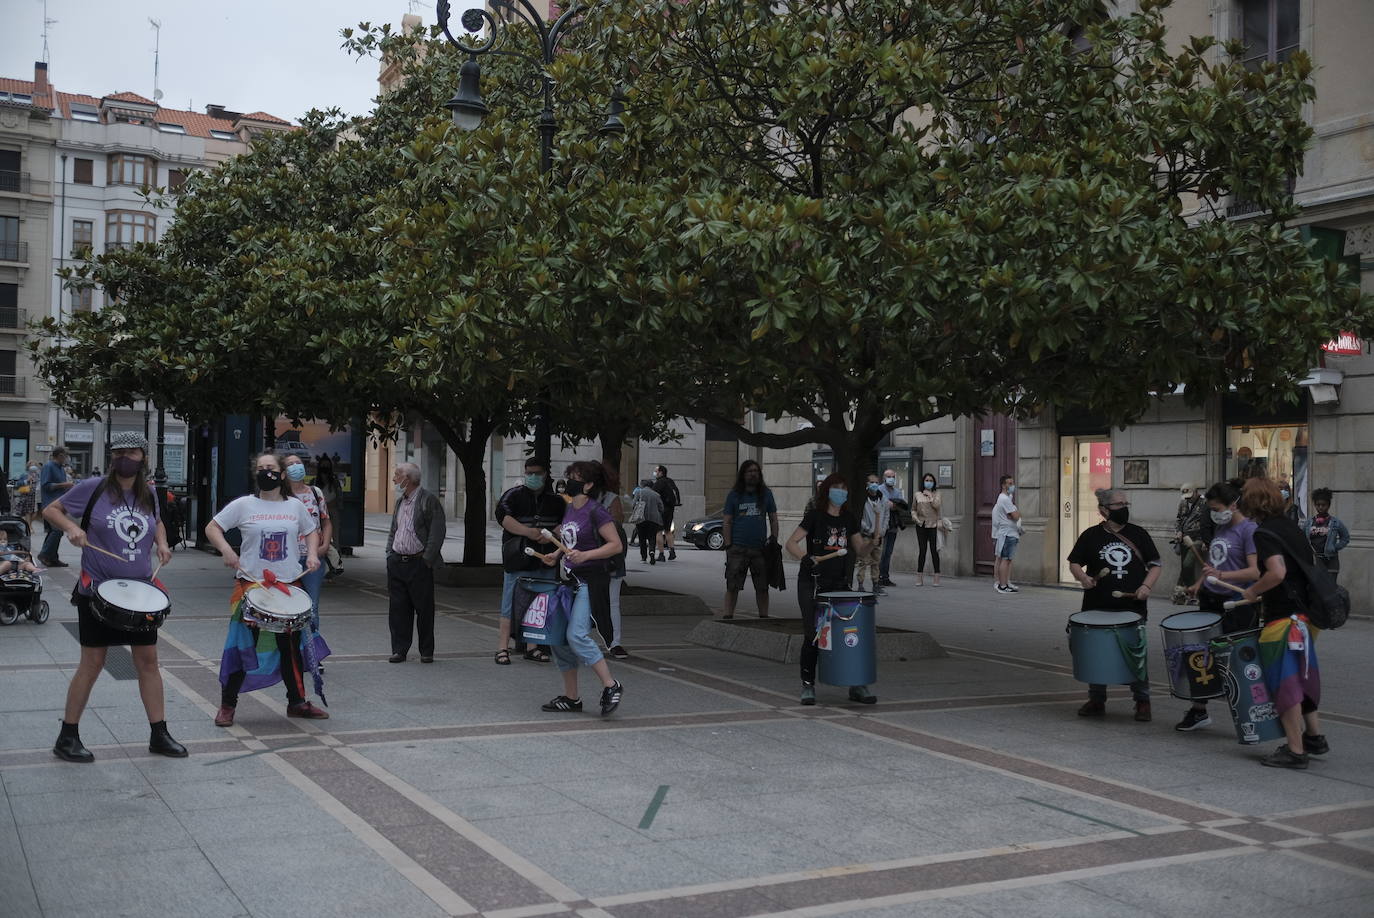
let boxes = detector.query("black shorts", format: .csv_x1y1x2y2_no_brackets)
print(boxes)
662,506,676,529
75,592,158,648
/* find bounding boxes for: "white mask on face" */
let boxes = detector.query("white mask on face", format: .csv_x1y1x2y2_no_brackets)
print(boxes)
884,477,896,487
1210,508,1233,526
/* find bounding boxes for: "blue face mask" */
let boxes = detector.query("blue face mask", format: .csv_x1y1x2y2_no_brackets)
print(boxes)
828,488,848,507
1280,489,1291,500
524,473,546,491
286,464,306,482
867,484,880,495
1007,485,1016,495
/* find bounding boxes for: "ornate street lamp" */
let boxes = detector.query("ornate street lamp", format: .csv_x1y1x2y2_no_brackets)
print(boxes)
436,1,624,459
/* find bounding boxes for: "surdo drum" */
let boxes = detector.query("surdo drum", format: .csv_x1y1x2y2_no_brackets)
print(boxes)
1159,611,1225,701
92,579,171,632
241,584,313,633
1067,610,1146,685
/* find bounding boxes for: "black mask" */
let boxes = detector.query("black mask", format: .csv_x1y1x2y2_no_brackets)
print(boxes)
564,480,587,498
256,469,282,491
1106,506,1129,526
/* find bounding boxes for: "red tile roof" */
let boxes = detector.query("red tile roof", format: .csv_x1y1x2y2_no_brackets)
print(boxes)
238,111,291,125
1,72,291,137
104,91,158,106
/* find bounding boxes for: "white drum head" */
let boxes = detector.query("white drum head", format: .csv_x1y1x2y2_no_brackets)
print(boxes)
1070,610,1142,627
245,585,312,616
96,579,169,613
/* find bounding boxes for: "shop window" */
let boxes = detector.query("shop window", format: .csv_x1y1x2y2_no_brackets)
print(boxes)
1226,424,1309,512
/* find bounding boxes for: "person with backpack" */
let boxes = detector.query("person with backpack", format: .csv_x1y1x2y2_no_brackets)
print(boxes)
1304,488,1350,583
631,479,665,564
1238,477,1333,769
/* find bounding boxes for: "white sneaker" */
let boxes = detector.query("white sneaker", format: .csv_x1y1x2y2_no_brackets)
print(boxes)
1003,583,1020,593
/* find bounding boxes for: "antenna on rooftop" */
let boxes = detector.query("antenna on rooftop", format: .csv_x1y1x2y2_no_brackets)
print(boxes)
40,0,57,64
149,18,164,102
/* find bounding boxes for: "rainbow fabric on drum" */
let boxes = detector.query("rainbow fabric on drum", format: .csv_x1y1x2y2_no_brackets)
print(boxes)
1258,615,1320,715
219,579,331,700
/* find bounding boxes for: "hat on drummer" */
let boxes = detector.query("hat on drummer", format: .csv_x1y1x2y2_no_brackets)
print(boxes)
109,431,149,453
1180,482,1196,497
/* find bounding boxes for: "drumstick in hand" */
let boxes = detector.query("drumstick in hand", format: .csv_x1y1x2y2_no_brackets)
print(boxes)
539,528,571,553
810,548,848,564
1206,575,1247,595
83,544,131,562
523,546,555,563
1110,590,1132,599
1223,597,1259,611
1097,568,1111,579
1181,536,1208,565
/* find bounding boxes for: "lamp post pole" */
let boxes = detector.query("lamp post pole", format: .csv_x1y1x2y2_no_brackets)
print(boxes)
436,1,622,462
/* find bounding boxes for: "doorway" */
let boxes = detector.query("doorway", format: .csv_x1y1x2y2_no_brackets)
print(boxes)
1058,437,1112,582
973,415,1017,575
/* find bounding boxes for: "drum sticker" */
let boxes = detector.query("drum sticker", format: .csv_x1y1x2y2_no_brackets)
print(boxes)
843,627,859,648
1187,651,1215,687
524,594,549,628
259,530,290,562
1250,683,1268,705
1243,663,1262,682
1249,702,1277,723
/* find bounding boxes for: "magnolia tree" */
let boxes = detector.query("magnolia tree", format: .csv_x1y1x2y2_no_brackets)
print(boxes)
578,0,1370,494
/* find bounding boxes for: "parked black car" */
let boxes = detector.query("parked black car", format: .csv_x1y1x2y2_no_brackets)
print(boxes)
681,513,726,550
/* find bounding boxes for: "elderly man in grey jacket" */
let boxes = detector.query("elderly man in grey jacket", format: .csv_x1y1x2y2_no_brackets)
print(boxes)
386,462,447,663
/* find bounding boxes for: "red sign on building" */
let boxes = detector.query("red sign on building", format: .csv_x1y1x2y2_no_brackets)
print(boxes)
1323,332,1364,355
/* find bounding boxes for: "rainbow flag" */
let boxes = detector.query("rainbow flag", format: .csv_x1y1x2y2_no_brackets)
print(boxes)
1258,615,1320,715
219,580,331,701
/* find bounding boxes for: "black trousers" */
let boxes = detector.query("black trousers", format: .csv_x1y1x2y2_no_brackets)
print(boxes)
796,569,846,684
636,523,661,561
221,630,304,707
916,527,940,574
388,555,436,657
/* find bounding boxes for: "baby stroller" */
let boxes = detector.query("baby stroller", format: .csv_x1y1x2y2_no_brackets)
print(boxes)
0,515,48,626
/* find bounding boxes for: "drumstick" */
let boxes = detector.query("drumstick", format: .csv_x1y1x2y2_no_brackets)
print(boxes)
1111,590,1133,599
1223,597,1258,611
523,546,554,562
539,528,572,553
1181,535,1208,565
83,543,131,562
1097,568,1110,579
810,548,848,563
1206,575,1247,595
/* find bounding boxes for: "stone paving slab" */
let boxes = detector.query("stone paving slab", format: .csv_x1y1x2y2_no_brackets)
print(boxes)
1,534,1370,916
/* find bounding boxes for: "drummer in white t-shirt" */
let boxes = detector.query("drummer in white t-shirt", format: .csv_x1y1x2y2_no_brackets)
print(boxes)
205,450,327,726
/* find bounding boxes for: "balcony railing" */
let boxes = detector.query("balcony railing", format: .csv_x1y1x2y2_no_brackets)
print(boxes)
0,170,29,194
0,375,24,397
0,240,27,263
0,306,26,329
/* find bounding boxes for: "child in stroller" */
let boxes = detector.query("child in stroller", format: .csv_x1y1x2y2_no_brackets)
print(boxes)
0,515,48,625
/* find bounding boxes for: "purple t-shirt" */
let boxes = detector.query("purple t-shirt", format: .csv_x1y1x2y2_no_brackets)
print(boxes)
61,477,160,593
1204,518,1257,596
558,498,613,574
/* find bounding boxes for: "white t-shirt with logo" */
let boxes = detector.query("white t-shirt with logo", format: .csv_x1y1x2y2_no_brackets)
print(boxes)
213,495,316,583
991,492,1019,541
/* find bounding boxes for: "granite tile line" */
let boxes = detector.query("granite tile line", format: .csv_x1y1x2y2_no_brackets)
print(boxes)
606,654,797,707
591,829,1248,918
1279,843,1374,881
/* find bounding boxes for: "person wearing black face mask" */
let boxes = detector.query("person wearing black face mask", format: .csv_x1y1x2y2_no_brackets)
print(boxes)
1067,488,1162,721
494,457,564,663
205,451,328,726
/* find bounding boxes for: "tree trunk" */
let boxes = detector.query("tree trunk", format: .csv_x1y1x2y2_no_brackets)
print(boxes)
428,415,497,567
598,423,630,494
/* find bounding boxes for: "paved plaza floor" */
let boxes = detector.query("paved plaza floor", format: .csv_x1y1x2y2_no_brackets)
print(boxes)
2,523,1372,917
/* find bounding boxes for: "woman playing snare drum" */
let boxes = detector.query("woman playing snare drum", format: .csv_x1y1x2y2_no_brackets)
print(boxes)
43,432,183,763
205,451,328,726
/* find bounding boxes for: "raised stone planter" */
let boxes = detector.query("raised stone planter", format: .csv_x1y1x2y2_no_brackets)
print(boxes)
434,566,709,616
686,617,945,663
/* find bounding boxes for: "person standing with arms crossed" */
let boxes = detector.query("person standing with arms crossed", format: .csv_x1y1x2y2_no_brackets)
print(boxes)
991,475,1022,593
385,462,446,663
721,459,779,618
37,446,75,567
913,472,943,586
652,465,682,562
877,469,905,587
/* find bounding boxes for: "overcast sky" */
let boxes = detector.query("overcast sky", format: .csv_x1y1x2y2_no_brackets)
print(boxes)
1,0,481,122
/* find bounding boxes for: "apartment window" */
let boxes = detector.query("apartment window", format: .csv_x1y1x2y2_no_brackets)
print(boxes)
69,105,99,123
156,122,187,134
71,219,93,255
0,350,16,395
1242,0,1299,70
71,286,94,313
109,153,156,187
0,282,17,328
210,129,237,141
106,210,156,250
0,216,20,261
0,150,19,192
167,169,188,193
73,158,93,184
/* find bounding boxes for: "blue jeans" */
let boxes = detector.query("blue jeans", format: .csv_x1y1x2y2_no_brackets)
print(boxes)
879,528,898,581
551,583,605,672
41,518,63,561
298,557,325,632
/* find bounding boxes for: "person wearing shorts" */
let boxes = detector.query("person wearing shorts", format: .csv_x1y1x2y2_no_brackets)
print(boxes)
721,460,778,619
991,476,1021,593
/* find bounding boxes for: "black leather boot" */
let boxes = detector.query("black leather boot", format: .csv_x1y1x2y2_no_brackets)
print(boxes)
149,722,189,758
53,731,95,764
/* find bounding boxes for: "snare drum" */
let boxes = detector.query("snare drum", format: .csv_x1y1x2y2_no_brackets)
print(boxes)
1067,610,1146,685
1159,611,1225,701
92,579,171,632
242,584,313,633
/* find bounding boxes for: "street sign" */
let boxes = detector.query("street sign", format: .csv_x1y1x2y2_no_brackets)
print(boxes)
1322,332,1364,355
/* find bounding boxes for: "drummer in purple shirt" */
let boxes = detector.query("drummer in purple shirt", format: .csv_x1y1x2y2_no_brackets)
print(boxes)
42,432,182,763
1176,481,1259,733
